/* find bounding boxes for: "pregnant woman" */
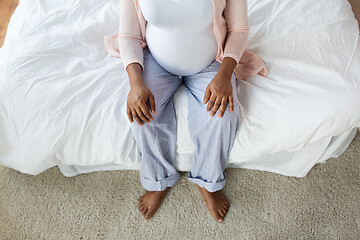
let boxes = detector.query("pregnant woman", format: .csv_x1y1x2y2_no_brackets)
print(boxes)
104,0,268,223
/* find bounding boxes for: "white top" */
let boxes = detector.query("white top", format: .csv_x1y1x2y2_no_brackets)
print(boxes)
138,0,218,77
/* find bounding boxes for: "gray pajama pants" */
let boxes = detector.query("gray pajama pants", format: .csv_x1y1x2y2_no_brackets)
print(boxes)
130,47,240,192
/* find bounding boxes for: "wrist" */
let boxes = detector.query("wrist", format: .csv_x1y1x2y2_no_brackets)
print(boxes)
217,70,233,81
130,77,145,88
219,56,237,79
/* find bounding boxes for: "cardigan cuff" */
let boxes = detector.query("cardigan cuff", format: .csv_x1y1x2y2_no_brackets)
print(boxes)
223,53,240,65
124,60,144,72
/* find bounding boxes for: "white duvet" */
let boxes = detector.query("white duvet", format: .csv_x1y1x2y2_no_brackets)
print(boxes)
0,0,359,177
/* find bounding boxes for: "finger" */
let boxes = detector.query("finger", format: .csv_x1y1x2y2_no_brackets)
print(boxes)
135,106,150,124
228,95,234,113
206,94,217,112
139,103,153,122
132,109,143,126
127,104,133,123
210,97,222,117
203,88,211,104
218,97,228,118
148,94,156,114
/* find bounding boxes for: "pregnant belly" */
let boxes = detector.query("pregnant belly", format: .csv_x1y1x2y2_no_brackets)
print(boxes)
145,24,218,76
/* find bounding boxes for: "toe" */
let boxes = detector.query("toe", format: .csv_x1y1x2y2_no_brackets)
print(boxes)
218,209,225,218
224,201,230,207
212,210,223,223
222,206,228,213
143,207,148,216
221,208,228,217
145,210,155,219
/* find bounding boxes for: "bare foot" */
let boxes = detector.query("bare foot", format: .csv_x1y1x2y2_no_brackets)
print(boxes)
138,187,170,220
196,184,230,223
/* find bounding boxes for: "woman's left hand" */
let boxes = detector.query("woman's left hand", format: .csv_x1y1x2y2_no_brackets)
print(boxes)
203,71,234,118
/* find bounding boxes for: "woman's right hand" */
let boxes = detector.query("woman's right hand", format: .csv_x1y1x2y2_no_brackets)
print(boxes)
126,84,156,126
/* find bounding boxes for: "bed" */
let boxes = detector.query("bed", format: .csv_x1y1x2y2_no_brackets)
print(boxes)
0,0,359,178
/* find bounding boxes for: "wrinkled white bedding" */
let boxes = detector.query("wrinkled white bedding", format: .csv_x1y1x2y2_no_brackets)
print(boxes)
0,0,359,177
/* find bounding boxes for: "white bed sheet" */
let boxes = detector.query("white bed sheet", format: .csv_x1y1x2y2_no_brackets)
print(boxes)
0,0,359,177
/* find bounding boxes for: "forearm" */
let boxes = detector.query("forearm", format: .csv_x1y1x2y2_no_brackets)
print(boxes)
220,30,249,79
218,56,237,78
223,0,249,63
126,62,145,87
119,37,144,72
119,0,145,75
223,30,249,62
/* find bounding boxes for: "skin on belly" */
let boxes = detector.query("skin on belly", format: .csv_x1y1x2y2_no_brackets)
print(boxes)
145,24,218,76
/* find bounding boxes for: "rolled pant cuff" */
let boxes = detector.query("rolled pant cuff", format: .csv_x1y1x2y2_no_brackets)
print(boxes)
187,174,226,192
140,172,180,191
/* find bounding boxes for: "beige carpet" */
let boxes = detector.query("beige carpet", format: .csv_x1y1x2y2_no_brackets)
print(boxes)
0,131,359,239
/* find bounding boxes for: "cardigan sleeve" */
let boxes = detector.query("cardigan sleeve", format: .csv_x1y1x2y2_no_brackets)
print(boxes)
118,0,144,72
222,0,250,64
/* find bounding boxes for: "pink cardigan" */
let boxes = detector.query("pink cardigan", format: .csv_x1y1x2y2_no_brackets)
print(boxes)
104,0,250,79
